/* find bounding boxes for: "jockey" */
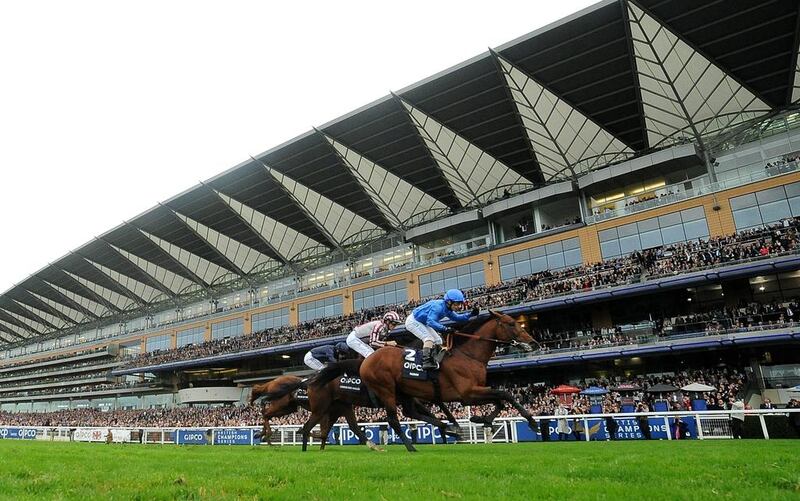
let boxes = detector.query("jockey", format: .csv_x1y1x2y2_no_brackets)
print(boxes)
346,311,403,358
303,342,350,371
405,289,480,370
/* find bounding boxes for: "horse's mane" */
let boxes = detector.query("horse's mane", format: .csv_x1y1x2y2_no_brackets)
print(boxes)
449,315,492,347
459,315,490,334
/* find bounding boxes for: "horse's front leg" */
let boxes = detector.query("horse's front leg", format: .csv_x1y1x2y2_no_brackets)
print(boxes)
465,386,538,433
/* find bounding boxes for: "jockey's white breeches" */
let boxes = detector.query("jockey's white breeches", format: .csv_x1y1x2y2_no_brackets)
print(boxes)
303,352,325,371
346,331,375,358
405,315,442,344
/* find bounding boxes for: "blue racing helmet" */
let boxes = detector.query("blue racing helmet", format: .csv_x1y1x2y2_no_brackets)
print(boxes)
335,342,349,354
444,289,465,303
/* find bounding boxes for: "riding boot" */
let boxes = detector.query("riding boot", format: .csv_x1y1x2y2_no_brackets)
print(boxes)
422,347,438,370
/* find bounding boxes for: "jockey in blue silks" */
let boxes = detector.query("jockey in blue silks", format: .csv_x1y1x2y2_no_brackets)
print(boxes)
404,289,479,369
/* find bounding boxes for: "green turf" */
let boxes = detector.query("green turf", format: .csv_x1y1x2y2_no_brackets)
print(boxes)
0,440,798,500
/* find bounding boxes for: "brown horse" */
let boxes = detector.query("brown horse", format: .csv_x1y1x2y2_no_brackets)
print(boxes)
250,374,379,450
312,310,539,452
298,359,462,451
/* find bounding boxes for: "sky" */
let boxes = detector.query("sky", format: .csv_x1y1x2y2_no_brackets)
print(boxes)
0,0,598,294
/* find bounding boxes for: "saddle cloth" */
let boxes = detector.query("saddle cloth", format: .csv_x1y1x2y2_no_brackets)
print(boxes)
339,372,366,394
401,348,429,381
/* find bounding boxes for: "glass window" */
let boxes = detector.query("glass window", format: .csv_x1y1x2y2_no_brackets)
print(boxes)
211,318,244,340
250,308,289,332
730,193,757,210
354,280,407,311
759,199,791,225
298,296,343,323
599,207,709,259
639,229,663,249
732,206,763,230
146,335,170,353
755,186,786,204
498,238,582,281
177,326,205,346
418,262,485,297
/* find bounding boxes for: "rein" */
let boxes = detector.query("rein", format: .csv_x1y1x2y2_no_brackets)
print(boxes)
450,330,518,346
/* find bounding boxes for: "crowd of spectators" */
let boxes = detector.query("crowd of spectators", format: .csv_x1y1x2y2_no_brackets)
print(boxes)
115,218,800,370
0,366,751,428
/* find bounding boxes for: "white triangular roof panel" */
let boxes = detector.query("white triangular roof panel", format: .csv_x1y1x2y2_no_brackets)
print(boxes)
111,244,201,295
140,230,233,285
500,57,633,178
627,2,769,148
325,135,447,227
268,168,383,246
65,271,135,311
402,100,525,205
85,259,166,304
216,190,325,262
2,309,49,334
44,281,109,318
176,213,279,275
28,290,88,325
13,299,69,330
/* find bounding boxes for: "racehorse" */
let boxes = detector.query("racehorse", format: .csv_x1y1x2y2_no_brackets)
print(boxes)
250,374,379,450
263,360,461,451
312,310,539,452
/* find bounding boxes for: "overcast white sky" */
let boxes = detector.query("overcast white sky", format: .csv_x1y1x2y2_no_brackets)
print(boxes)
0,0,597,294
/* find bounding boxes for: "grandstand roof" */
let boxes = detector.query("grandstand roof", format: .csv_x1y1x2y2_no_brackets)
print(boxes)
2,0,800,347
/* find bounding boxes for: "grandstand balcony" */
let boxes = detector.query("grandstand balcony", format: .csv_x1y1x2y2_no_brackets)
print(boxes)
0,360,122,384
0,346,118,375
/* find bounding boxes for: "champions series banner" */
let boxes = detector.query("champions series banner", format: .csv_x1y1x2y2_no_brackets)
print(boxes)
514,416,698,441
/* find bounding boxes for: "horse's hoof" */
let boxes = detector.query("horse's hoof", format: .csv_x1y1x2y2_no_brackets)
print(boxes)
367,440,385,452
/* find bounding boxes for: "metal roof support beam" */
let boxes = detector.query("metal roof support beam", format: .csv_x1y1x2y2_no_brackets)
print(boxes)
35,279,100,321
69,252,149,309
251,156,349,257
201,183,304,276
52,267,123,315
314,128,405,231
7,301,61,332
0,314,42,338
14,291,77,328
97,238,180,304
160,204,250,286
124,222,213,292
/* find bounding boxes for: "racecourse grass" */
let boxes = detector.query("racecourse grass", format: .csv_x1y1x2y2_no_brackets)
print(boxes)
0,440,798,500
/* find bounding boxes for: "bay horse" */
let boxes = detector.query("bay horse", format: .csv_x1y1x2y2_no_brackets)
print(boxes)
296,359,462,451
312,310,539,452
249,374,379,451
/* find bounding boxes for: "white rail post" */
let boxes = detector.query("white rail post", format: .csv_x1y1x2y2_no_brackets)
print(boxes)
758,414,770,439
664,416,672,440
583,417,590,442
695,413,704,440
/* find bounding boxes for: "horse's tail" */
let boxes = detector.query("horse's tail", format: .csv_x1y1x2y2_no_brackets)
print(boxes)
310,359,363,389
250,377,305,404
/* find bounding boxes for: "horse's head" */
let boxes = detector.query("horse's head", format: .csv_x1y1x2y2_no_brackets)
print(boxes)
488,310,534,352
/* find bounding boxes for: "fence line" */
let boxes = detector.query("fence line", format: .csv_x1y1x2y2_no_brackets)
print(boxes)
1,409,797,445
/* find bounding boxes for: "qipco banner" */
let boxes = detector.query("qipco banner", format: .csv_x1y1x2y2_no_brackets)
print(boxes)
0,427,37,440
176,429,209,445
327,423,456,445
213,428,253,445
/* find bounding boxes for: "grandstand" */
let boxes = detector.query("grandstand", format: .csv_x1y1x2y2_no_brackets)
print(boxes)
1,0,800,442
